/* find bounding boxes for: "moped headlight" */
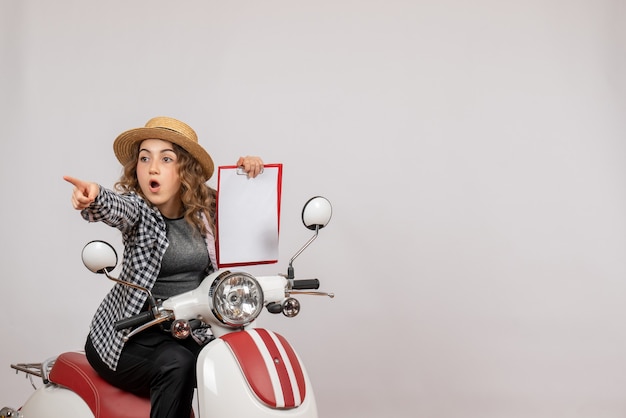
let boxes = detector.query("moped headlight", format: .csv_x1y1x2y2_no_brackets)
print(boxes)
209,271,264,327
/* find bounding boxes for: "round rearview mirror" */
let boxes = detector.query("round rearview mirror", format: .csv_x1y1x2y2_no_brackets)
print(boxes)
82,240,118,274
302,196,332,230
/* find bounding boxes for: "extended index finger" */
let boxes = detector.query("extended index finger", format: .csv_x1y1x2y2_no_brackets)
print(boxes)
63,176,94,198
63,175,84,188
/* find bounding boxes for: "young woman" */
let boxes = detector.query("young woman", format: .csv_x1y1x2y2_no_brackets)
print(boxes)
64,116,264,418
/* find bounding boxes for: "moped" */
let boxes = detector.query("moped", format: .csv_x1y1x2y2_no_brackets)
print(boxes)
1,196,333,418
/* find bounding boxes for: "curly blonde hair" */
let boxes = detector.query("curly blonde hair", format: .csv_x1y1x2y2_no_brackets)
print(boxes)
114,143,216,236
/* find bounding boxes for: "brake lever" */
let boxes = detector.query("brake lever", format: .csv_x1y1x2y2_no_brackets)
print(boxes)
122,314,172,342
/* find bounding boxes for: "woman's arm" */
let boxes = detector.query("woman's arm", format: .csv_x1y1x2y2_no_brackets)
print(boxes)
63,175,141,233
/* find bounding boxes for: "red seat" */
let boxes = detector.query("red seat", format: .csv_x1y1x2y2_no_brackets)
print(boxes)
49,351,152,418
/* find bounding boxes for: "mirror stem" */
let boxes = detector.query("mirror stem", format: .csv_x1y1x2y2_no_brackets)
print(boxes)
288,225,320,280
104,272,158,312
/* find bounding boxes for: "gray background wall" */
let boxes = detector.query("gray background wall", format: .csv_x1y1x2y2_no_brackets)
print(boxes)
1,1,625,417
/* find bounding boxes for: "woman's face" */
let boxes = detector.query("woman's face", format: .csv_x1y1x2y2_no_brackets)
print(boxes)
136,139,183,218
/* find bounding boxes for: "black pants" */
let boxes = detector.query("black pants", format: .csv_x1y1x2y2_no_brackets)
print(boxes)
85,328,203,418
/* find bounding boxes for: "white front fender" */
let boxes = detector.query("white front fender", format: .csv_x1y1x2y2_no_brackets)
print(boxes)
197,333,318,418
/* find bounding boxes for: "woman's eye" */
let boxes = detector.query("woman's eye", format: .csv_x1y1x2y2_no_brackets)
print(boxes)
139,156,149,162
163,156,175,163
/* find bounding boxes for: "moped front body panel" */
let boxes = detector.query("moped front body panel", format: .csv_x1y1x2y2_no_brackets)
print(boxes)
197,329,318,417
222,328,305,408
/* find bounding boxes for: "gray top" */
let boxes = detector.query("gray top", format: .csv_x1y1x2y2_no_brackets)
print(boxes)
151,216,211,300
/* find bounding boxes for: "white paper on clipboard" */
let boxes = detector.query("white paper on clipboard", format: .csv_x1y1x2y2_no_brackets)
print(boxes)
216,164,282,267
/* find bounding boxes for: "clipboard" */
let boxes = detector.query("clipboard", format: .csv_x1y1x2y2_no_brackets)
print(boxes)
215,164,282,268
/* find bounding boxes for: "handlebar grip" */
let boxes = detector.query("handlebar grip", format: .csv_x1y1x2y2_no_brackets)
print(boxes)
292,279,320,290
114,311,154,331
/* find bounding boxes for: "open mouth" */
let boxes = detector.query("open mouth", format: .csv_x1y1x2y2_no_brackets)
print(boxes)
149,180,160,193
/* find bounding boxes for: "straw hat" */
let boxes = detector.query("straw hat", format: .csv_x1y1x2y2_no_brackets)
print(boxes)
113,116,214,181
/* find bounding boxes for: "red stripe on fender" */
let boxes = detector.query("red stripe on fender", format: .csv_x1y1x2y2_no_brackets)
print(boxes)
275,332,307,402
222,331,277,407
256,329,296,407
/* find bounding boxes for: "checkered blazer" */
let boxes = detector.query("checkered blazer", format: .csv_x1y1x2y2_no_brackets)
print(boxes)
81,187,215,371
